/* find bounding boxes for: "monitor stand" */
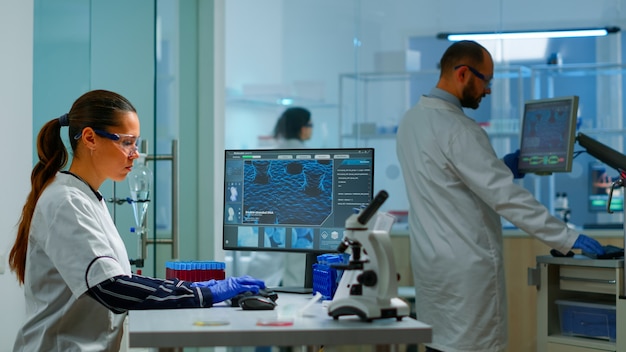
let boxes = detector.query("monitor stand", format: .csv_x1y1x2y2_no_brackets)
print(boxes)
269,252,317,294
272,286,313,294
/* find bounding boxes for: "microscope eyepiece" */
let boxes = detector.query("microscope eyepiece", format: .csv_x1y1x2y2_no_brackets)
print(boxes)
357,190,389,225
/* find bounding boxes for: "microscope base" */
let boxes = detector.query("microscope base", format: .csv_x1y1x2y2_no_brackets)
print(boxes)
328,297,410,322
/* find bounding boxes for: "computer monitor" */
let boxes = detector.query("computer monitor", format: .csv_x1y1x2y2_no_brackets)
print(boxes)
518,96,579,174
588,162,624,213
223,148,375,292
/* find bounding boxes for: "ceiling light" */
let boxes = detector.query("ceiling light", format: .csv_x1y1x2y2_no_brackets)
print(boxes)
438,27,620,41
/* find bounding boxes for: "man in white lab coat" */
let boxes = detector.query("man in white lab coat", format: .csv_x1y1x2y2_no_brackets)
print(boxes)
396,40,605,352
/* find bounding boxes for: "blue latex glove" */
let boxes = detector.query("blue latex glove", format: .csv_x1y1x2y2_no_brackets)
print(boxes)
503,149,525,179
190,279,218,288
572,234,605,256
206,276,266,304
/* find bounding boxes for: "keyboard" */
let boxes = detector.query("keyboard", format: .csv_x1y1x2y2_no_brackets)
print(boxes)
583,223,623,230
583,245,624,259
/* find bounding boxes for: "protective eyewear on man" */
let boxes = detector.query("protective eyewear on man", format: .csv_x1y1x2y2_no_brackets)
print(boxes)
454,64,492,88
74,129,140,157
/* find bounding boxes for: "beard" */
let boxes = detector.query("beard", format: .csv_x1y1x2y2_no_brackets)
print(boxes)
460,79,483,110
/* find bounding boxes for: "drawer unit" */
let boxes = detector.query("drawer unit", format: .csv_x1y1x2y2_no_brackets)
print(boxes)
560,266,619,295
535,256,624,352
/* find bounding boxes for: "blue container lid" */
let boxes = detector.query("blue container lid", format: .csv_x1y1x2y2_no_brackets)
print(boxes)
165,260,225,271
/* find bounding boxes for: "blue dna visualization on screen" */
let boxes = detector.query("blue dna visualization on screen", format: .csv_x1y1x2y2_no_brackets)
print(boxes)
223,148,374,253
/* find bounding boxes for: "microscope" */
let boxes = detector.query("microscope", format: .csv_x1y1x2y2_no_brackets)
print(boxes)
328,190,410,321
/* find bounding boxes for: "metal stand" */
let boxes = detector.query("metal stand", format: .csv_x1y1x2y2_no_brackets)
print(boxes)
142,139,179,261
613,173,626,291
108,140,179,270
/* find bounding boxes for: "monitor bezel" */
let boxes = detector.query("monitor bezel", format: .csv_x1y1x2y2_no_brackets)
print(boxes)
517,95,579,175
221,147,375,254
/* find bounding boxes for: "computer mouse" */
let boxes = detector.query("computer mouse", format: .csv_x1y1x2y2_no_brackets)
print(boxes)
550,249,575,258
239,295,278,310
259,288,278,302
230,289,278,307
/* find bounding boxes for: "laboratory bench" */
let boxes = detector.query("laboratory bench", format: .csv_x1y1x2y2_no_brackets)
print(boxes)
128,293,432,350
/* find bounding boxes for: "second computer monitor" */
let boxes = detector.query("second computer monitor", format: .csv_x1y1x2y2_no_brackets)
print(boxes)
223,148,375,254
518,96,579,174
589,162,624,213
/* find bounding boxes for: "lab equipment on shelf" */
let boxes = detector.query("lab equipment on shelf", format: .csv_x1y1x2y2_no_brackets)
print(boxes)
554,192,570,223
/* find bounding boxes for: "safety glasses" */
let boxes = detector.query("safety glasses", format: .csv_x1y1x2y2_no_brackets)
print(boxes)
454,64,492,88
74,129,140,157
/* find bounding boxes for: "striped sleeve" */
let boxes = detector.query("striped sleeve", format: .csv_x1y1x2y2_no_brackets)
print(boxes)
87,274,214,313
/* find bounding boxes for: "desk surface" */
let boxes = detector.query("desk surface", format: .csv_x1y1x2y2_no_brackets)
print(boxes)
129,293,431,348
536,255,624,268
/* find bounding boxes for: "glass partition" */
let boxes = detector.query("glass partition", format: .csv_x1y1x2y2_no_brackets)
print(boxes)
223,1,626,222
33,0,185,278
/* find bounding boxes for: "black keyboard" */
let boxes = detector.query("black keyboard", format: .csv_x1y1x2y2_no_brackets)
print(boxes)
583,223,623,230
583,245,624,259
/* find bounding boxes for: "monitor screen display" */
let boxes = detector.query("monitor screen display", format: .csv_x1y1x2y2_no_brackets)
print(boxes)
589,162,624,213
223,148,375,253
518,96,579,174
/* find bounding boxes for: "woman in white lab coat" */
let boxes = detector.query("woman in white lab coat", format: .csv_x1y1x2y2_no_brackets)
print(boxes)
9,90,265,352
273,106,313,149
395,41,604,352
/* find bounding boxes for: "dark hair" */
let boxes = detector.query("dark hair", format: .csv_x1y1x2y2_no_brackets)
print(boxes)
439,40,487,76
273,107,311,140
9,89,136,284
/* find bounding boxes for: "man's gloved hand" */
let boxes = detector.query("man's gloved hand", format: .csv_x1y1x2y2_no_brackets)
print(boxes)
190,279,218,288
572,234,605,255
503,149,525,179
206,275,266,304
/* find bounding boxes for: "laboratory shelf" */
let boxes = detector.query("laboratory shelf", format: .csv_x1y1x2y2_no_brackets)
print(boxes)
339,70,439,83
340,133,396,139
530,63,626,78
226,95,337,109
579,129,626,136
